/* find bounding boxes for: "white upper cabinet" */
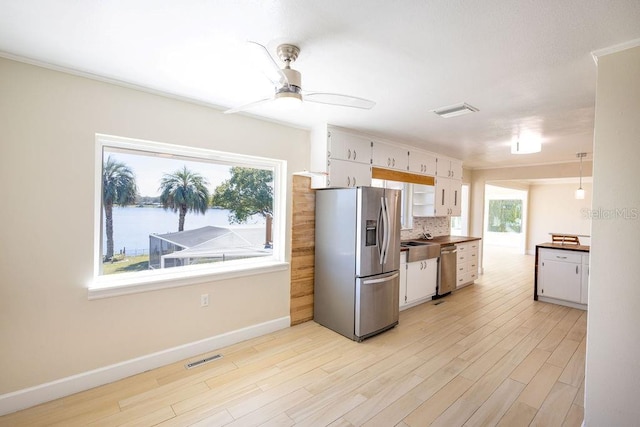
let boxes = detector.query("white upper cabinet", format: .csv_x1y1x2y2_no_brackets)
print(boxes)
326,158,371,188
328,130,371,164
310,124,463,191
310,125,373,188
415,177,461,217
408,151,437,175
372,141,409,171
436,158,463,179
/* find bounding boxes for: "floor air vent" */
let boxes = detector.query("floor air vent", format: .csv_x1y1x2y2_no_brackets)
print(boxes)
434,300,445,306
185,354,223,369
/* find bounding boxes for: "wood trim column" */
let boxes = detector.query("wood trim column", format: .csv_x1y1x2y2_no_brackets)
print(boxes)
290,175,316,325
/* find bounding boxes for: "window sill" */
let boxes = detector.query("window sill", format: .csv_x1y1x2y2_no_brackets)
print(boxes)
88,260,290,300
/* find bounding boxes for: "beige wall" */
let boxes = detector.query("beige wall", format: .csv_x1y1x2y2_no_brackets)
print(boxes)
585,45,640,424
527,182,593,253
0,58,309,394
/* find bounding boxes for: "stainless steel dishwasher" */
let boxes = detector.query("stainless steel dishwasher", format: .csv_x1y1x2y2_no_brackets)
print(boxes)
438,244,457,296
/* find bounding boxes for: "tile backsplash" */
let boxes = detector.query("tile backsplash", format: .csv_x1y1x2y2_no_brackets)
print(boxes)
401,216,451,240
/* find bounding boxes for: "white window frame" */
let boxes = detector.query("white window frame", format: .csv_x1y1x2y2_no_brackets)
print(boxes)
89,134,288,299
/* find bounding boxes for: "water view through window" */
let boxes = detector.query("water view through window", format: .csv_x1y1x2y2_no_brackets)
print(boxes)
100,144,274,276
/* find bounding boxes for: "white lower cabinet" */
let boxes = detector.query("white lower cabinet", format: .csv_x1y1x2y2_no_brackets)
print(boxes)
399,252,437,310
537,248,589,309
456,241,479,288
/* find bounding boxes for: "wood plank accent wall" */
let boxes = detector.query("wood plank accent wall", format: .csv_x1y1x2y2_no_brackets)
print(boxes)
290,175,316,325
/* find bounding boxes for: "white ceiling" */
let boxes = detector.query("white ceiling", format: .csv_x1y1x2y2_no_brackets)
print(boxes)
2,1,640,168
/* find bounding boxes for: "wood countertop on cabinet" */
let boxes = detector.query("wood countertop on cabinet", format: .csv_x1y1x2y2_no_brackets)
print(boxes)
401,236,481,251
536,242,590,252
426,236,482,245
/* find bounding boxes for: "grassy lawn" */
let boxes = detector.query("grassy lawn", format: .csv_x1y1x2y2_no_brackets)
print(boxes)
103,255,149,275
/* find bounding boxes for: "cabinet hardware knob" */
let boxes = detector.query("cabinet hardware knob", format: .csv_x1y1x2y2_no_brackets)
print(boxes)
347,149,351,159
347,176,351,187
353,176,357,187
353,150,357,160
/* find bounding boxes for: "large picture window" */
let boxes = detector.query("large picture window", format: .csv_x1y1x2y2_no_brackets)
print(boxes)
92,134,286,295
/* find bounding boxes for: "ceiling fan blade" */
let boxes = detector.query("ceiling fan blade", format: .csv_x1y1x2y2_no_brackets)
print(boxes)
223,97,272,114
304,92,376,109
246,41,288,87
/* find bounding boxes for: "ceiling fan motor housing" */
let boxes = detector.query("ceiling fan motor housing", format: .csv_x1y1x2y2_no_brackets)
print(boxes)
276,68,302,100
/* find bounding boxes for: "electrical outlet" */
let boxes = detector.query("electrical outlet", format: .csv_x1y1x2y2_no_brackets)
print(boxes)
200,294,209,307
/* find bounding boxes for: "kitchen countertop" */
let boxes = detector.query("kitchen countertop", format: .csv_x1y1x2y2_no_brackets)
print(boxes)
400,235,481,251
408,235,481,244
536,242,590,252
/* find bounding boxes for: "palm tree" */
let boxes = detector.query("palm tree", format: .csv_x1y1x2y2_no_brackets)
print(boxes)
103,156,137,261
159,166,210,231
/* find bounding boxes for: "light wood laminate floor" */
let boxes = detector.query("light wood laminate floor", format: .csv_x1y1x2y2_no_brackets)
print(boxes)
0,246,586,426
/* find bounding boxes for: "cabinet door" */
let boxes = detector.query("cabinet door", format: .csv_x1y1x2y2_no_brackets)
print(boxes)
539,259,582,302
328,131,371,164
400,253,408,308
449,179,462,217
581,254,590,304
449,160,463,179
434,177,450,216
436,158,450,177
425,259,438,297
327,159,371,188
406,261,430,303
436,158,463,179
408,151,437,175
372,141,408,171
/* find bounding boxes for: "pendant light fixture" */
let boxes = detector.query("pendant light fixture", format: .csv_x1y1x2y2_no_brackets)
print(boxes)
575,152,587,199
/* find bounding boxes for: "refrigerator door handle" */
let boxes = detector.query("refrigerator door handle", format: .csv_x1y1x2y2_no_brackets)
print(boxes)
361,272,399,285
377,203,384,264
383,196,391,265
380,197,389,265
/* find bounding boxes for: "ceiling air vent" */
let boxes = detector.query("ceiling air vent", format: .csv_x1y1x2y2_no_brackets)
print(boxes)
432,103,479,118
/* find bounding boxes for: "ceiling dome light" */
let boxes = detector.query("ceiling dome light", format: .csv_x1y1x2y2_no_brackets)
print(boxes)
511,139,542,154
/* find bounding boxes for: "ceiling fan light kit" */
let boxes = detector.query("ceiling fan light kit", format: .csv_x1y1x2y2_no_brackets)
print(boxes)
224,42,375,114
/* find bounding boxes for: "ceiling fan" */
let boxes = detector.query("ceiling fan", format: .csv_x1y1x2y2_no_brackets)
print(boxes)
224,42,376,114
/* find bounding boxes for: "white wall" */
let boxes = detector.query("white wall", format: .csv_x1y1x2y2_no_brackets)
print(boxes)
584,45,640,425
527,182,593,253
0,58,309,397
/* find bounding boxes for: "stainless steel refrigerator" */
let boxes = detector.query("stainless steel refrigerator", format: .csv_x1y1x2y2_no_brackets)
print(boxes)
314,186,401,341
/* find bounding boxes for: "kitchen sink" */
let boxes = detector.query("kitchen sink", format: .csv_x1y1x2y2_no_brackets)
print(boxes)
401,240,440,262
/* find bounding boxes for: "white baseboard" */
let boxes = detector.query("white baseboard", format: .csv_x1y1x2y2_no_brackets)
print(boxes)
0,316,290,416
